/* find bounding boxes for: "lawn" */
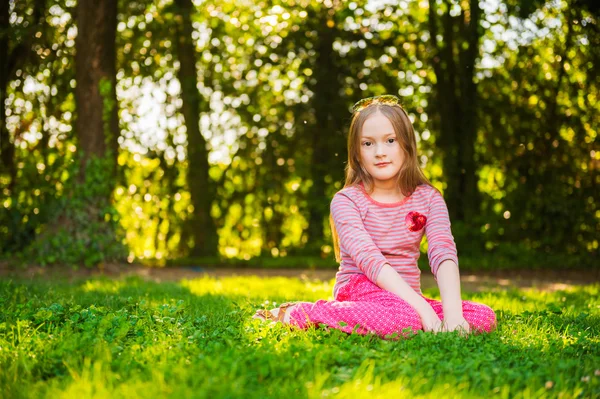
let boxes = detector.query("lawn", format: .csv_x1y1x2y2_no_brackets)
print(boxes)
0,275,598,398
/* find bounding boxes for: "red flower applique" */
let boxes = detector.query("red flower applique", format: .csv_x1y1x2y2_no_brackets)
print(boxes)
405,211,427,232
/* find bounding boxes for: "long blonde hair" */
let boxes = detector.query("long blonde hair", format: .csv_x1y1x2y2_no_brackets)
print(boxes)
329,103,431,262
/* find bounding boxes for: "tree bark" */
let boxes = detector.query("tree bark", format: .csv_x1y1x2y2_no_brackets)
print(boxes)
428,0,482,223
305,10,346,253
174,0,218,257
261,137,285,255
439,2,461,220
20,0,126,267
74,0,119,180
457,0,481,222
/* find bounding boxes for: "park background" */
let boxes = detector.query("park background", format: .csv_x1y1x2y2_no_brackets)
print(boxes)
1,0,598,271
1,1,599,398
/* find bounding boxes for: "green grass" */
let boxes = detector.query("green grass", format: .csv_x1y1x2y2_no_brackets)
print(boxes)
0,275,598,398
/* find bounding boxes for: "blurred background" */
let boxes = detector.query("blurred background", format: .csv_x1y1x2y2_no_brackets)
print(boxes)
0,0,597,272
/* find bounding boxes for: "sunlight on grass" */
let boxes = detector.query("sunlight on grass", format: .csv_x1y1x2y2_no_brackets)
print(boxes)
81,279,130,294
180,275,334,302
0,277,598,398
307,360,502,399
51,353,179,398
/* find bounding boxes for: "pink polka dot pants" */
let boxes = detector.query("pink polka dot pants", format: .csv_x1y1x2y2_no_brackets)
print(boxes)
288,274,496,338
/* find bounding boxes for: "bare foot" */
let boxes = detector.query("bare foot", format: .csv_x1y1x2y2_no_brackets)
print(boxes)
252,305,296,323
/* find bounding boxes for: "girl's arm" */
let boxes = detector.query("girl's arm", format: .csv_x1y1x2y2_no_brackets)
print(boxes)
424,189,468,333
330,193,390,283
436,260,470,333
376,263,443,332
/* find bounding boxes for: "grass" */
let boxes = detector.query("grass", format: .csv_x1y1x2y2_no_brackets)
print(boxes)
0,275,598,398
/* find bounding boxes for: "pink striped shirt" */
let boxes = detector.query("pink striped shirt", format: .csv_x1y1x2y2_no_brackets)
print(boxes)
331,182,459,298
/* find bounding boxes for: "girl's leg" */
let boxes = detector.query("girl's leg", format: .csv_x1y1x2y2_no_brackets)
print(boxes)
463,301,497,332
286,275,424,337
425,298,497,333
287,299,422,337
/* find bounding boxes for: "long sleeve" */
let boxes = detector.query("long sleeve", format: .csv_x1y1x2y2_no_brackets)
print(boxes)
425,189,459,278
330,192,389,283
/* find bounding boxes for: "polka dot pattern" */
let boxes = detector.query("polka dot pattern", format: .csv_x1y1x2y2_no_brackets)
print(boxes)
288,274,496,338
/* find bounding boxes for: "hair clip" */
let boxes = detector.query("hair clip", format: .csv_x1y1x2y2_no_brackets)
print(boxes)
352,95,403,113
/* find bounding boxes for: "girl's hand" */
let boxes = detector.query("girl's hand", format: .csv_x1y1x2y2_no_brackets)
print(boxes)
420,311,444,333
443,316,471,336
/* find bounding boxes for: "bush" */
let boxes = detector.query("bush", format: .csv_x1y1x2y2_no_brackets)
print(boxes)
14,151,127,268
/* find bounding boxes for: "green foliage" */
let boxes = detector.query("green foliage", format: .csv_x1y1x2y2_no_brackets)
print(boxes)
449,220,598,270
0,0,78,255
0,145,78,256
14,151,127,268
164,254,339,269
0,276,598,397
163,250,596,272
1,0,598,270
477,1,599,259
99,77,117,146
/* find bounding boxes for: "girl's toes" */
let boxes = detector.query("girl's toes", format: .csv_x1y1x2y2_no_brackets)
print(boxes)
252,309,279,322
252,310,267,321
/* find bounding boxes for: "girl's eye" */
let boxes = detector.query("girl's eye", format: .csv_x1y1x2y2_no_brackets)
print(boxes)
388,138,395,143
362,142,372,147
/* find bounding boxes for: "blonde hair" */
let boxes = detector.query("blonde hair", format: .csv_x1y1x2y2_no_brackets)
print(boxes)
329,103,431,262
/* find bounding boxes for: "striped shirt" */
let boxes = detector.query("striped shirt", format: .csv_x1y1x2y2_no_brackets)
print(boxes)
330,182,459,298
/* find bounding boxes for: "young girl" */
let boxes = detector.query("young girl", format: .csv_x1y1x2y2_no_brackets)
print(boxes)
253,95,496,337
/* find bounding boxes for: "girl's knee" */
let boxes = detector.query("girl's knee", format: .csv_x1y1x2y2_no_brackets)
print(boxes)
288,302,315,328
389,305,422,335
465,302,497,333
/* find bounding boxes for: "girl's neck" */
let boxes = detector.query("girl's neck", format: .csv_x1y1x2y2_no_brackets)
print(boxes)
374,184,400,195
363,181,402,197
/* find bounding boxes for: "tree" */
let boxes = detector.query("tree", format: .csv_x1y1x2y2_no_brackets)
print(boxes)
427,0,482,223
303,2,348,252
16,0,127,267
173,0,218,257
476,0,599,261
0,0,15,191
75,0,119,176
0,0,47,192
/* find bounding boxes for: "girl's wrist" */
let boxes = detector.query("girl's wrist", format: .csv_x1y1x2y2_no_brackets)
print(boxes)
414,301,437,319
441,302,463,316
443,311,465,322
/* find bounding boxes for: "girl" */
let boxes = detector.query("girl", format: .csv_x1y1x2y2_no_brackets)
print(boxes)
253,95,496,337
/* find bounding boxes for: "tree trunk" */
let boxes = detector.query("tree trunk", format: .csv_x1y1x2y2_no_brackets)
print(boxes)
74,0,119,179
457,0,481,222
305,11,346,253
23,0,126,267
174,0,218,257
261,138,285,255
428,0,482,223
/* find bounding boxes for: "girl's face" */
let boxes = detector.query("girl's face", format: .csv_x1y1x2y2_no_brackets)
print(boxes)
359,111,403,188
